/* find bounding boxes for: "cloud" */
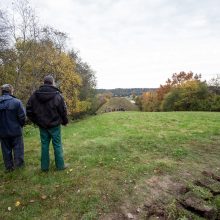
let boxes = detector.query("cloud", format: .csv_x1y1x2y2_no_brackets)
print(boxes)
1,0,220,88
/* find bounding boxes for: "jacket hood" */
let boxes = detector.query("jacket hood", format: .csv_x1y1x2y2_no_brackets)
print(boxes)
35,85,60,103
0,94,14,103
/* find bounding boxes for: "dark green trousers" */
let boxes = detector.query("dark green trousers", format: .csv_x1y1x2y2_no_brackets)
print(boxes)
39,126,65,171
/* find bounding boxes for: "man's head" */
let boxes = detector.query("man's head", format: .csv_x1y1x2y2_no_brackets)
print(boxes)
1,84,14,95
44,75,55,86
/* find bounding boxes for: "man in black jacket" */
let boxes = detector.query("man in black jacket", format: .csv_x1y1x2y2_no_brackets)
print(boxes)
0,84,26,172
26,75,68,171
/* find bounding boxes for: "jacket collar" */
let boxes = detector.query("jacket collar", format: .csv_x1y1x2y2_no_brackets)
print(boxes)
0,94,14,103
39,84,62,93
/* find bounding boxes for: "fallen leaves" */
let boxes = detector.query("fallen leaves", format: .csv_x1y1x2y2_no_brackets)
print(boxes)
67,168,73,174
7,200,21,211
15,201,21,207
41,195,47,200
7,194,48,210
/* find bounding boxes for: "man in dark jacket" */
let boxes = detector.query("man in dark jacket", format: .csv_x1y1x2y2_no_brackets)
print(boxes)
0,84,26,172
26,75,68,171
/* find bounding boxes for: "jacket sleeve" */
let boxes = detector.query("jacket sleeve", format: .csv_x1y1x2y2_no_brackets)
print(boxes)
26,96,36,123
57,94,68,125
17,100,26,127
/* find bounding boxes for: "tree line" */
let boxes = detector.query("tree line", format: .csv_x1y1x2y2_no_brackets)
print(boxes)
0,0,96,117
136,71,220,112
96,88,156,97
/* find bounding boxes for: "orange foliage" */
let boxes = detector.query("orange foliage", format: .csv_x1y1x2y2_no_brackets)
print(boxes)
156,71,201,101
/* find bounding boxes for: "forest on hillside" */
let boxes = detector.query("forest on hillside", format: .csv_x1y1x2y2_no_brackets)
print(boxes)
96,88,156,97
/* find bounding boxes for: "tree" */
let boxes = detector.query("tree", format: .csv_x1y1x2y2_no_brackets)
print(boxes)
6,0,41,93
207,75,220,111
69,50,96,101
138,71,216,112
139,91,160,112
0,0,96,117
161,89,181,111
156,71,201,102
0,9,12,86
161,80,210,111
208,74,220,95
69,50,97,115
0,10,9,51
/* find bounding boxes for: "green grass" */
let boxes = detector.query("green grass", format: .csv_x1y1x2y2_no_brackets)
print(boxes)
0,112,220,219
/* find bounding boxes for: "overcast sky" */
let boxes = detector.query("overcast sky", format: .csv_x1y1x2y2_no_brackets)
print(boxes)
1,0,220,88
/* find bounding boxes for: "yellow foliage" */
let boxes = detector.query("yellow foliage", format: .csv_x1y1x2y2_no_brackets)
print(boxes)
2,40,88,116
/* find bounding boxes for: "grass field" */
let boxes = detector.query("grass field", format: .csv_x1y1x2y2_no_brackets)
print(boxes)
0,112,220,219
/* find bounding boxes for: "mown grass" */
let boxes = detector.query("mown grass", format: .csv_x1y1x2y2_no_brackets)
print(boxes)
0,112,220,219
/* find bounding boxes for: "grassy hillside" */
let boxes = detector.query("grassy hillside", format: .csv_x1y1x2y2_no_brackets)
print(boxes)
96,97,138,114
0,112,220,219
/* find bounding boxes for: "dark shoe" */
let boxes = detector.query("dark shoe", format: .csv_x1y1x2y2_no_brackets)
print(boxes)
41,169,49,172
15,160,25,169
16,164,25,169
5,168,14,173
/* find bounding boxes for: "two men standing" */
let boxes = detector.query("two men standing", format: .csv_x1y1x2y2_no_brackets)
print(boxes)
0,75,68,172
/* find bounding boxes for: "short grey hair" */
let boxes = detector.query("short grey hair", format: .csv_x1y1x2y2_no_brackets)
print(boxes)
1,84,14,94
44,75,55,85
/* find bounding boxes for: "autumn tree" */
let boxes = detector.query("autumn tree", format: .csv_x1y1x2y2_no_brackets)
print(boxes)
138,91,160,112
1,0,96,117
69,49,97,115
69,50,96,100
161,80,209,111
138,71,216,112
156,71,201,101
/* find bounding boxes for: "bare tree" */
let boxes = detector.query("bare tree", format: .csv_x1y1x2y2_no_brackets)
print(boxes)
41,26,68,53
6,0,40,93
8,0,66,95
0,10,10,51
209,74,220,94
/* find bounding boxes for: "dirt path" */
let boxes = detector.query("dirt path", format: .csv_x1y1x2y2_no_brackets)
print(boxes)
101,170,220,220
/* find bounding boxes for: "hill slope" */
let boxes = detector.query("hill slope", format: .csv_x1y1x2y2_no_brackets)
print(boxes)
1,112,220,219
96,97,138,114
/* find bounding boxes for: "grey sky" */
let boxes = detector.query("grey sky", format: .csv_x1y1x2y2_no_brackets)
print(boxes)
1,0,220,88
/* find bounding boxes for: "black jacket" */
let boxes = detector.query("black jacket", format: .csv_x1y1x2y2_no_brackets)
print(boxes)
0,93,26,138
26,85,68,128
